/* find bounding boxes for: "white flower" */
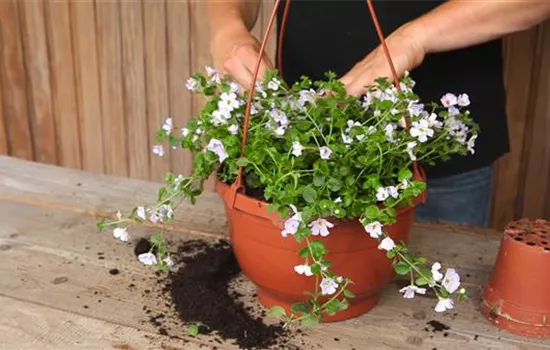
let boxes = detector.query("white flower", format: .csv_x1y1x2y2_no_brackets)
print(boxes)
113,227,130,242
152,145,165,157
406,141,417,161
212,109,231,126
341,133,353,144
270,109,289,127
378,237,396,251
298,89,316,106
267,78,281,91
376,187,389,201
205,138,228,163
163,256,174,267
387,186,399,199
426,113,443,129
138,252,158,266
442,268,461,293
137,206,146,220
309,218,334,237
457,93,470,107
228,124,239,135
398,116,407,129
281,218,300,237
294,264,313,277
218,92,240,112
229,82,240,93
319,146,332,160
410,119,434,143
162,117,173,133
448,106,460,116
435,297,454,312
181,128,190,137
408,102,424,116
205,66,220,84
334,197,342,203
399,285,427,299
289,204,302,222
291,141,303,156
320,277,338,295
441,93,458,107
431,262,443,284
384,124,396,142
467,134,477,154
364,221,383,238
185,77,200,91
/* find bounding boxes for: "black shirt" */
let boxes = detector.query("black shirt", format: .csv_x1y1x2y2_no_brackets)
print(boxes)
276,0,509,179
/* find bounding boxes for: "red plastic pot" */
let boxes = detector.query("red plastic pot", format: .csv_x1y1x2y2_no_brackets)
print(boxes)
216,179,423,322
481,219,550,338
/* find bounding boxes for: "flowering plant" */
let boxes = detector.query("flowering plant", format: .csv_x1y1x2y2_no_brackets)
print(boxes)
98,66,477,327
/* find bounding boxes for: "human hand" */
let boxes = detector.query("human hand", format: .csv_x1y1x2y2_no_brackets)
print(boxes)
210,22,274,89
340,27,426,96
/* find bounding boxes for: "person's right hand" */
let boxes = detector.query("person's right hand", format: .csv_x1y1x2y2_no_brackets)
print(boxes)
210,22,274,88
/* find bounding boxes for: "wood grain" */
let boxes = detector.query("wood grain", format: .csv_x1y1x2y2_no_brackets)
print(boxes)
0,52,7,155
19,0,58,165
44,0,82,170
144,0,171,183
70,0,104,173
96,0,128,177
166,0,193,177
0,156,549,349
120,0,149,180
0,0,34,161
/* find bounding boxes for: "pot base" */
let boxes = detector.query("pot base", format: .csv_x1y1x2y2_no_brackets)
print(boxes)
257,287,380,323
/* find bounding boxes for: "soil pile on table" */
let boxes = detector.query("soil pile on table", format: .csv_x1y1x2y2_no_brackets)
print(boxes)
137,238,292,349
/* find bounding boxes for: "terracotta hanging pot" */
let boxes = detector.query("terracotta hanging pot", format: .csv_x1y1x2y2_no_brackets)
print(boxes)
481,219,550,338
216,173,425,322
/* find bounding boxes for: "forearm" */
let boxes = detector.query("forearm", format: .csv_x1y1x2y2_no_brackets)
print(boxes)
402,0,550,54
206,0,260,38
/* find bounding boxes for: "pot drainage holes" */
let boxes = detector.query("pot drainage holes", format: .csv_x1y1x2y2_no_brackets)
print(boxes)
505,219,550,252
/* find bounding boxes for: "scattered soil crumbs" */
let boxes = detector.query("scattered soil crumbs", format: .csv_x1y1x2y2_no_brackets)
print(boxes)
426,320,451,332
109,268,120,275
135,238,295,349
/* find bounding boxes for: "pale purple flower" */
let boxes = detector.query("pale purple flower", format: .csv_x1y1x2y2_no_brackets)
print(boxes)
294,264,313,276
431,262,443,285
341,133,353,145
442,268,461,293
152,145,165,157
137,206,146,220
427,113,443,129
378,237,396,251
387,186,399,199
163,256,174,267
291,141,303,156
448,106,460,116
320,277,338,295
457,93,470,107
228,124,239,135
138,252,158,266
364,221,383,238
309,218,334,237
218,92,240,112
162,117,173,133
319,146,332,160
205,138,228,163
281,218,300,237
441,93,458,107
212,109,231,126
435,297,454,312
185,77,200,91
181,128,190,137
376,187,389,202
267,78,281,91
399,285,427,299
408,102,424,116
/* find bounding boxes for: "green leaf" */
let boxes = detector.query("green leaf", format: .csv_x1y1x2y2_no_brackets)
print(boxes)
339,166,351,176
327,178,342,192
415,276,430,286
309,240,328,260
300,313,321,328
96,217,105,231
298,247,309,258
150,234,163,246
302,187,318,203
343,289,356,298
187,324,199,337
313,175,325,187
393,261,411,275
291,302,310,314
364,205,381,219
398,168,413,181
267,306,287,318
236,157,250,167
310,263,321,275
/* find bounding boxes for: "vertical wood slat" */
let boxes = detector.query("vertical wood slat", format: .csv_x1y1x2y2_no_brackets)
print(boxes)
95,0,127,177
0,0,34,161
490,29,539,230
0,62,6,154
166,0,193,177
70,0,104,173
144,0,171,183
19,1,58,165
518,23,550,219
120,0,149,181
45,0,81,170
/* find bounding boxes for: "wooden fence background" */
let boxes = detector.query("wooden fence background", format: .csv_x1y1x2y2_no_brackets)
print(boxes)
0,0,549,230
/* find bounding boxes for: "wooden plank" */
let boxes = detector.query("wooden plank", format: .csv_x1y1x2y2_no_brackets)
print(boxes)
19,0,58,165
166,0,193,177
95,0,128,177
120,0,149,180
70,0,104,173
0,296,191,350
0,51,7,155
0,0,34,161
0,198,547,349
44,0,82,170
143,0,171,183
519,22,550,219
490,29,539,230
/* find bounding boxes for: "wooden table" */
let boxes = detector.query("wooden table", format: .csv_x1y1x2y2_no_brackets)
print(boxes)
0,155,548,350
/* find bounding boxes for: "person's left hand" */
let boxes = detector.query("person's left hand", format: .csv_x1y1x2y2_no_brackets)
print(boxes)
340,26,427,96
